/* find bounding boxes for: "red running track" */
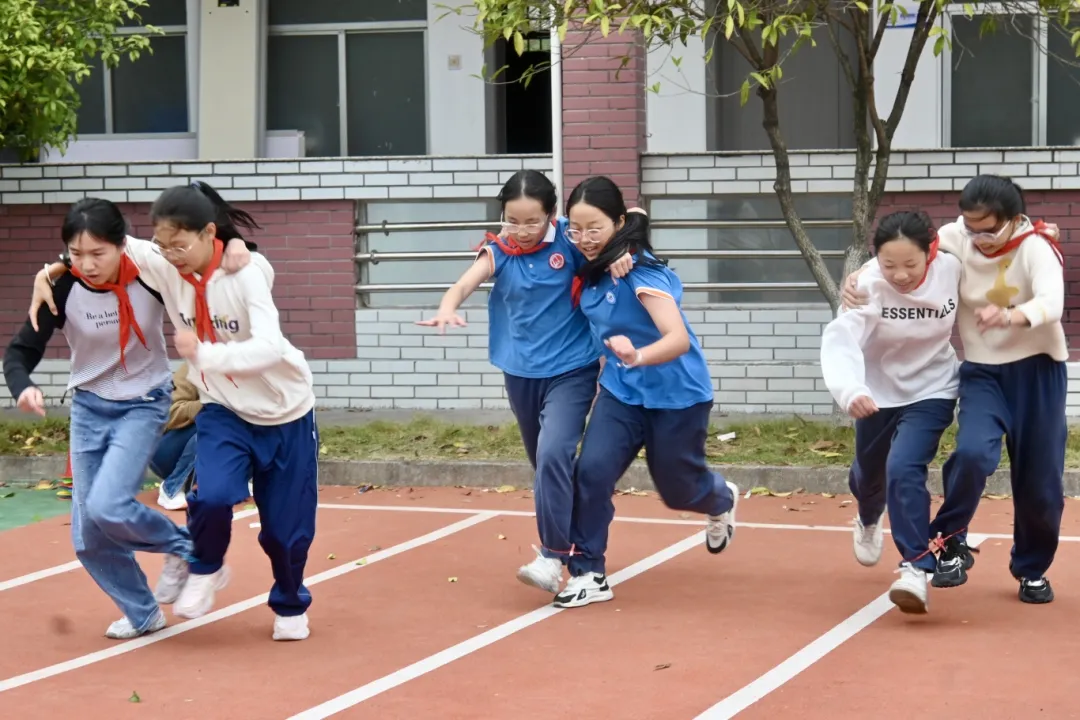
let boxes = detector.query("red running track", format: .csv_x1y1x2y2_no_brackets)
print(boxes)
0,485,1076,719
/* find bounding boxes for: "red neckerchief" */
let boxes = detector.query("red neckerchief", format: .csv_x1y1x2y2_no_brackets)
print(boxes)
976,219,1063,266
179,239,236,389
70,255,148,370
910,236,939,291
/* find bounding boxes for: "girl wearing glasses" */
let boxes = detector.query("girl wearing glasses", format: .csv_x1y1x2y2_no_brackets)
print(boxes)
29,182,318,640
418,169,632,598
556,176,737,609
841,174,1066,605
8,197,252,640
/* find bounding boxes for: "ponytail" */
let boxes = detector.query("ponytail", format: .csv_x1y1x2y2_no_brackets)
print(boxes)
151,181,261,241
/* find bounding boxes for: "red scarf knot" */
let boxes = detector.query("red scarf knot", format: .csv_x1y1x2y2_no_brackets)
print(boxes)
70,254,148,371
179,239,237,389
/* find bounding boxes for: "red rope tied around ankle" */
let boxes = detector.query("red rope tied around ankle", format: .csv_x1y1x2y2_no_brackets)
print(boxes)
910,528,978,564
542,544,577,557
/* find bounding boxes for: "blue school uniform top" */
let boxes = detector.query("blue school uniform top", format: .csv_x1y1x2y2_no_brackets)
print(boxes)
482,218,602,379
578,256,714,410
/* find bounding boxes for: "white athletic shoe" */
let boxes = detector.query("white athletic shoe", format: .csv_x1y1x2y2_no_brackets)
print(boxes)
889,562,929,614
516,546,563,594
553,572,614,608
273,613,310,641
706,481,740,554
157,484,187,511
853,513,885,566
154,554,190,604
106,610,167,639
173,565,231,619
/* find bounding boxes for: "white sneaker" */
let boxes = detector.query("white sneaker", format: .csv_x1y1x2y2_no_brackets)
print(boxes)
273,613,310,641
889,562,929,614
157,484,187,511
853,513,885,566
106,610,167,639
553,572,614,608
173,566,231,619
516,546,563,594
154,554,190,604
706,481,740,554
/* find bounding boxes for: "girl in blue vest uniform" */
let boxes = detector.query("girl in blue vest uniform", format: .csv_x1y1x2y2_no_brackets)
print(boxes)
418,170,633,596
556,176,738,609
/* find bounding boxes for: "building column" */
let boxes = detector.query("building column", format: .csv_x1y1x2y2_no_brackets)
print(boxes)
197,0,262,159
560,29,648,206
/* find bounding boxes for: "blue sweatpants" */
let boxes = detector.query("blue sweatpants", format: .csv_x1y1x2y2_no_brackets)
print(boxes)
186,404,319,617
848,398,956,572
504,361,600,561
932,354,1067,580
569,388,735,576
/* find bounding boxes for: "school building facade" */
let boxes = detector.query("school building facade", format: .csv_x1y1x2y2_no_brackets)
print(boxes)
2,0,1079,414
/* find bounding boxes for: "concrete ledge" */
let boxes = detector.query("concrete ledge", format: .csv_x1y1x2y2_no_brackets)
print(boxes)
3,455,1076,497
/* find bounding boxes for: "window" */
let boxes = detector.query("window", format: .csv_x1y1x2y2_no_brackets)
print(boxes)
946,7,1080,146
266,1,428,158
74,0,190,136
708,26,857,151
648,195,850,305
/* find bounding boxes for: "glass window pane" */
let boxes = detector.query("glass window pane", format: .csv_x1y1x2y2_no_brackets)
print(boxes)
648,195,849,305
123,0,187,27
270,0,427,25
360,201,501,308
950,15,1033,147
345,32,427,156
267,34,341,157
1046,27,1080,146
75,56,106,135
111,35,188,133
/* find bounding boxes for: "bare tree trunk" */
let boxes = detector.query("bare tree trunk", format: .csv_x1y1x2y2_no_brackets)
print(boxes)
759,87,842,310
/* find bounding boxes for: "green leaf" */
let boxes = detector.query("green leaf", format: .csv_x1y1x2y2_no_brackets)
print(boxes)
739,79,750,105
129,691,141,703
600,15,610,36
513,30,525,56
725,15,734,39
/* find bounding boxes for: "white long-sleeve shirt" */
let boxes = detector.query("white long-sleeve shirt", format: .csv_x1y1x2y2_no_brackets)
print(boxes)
125,236,315,426
821,254,962,412
936,216,1067,364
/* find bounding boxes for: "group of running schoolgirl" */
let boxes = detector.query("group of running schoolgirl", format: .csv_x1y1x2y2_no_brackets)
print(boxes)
1,168,1063,644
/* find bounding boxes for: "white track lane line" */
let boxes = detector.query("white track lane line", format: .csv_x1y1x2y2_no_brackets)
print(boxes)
693,533,989,719
0,509,260,593
0,512,497,693
287,529,709,720
315,503,1080,543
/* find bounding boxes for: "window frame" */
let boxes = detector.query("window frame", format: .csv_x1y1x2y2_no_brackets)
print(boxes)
940,2,1049,147
76,23,194,138
265,20,430,157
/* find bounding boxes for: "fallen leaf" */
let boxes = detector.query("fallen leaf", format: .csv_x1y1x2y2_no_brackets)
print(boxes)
318,445,328,455
244,503,256,510
448,577,458,583
810,449,842,458
821,492,836,498
327,553,336,560
771,491,794,498
370,545,382,552
355,559,367,566
840,500,853,507
982,493,1010,500
748,487,771,496
810,440,837,451
33,480,54,490
129,691,141,703
497,534,506,540
654,663,672,671
0,492,14,499
494,485,515,494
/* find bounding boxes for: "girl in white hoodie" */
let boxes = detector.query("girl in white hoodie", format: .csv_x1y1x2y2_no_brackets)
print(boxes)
821,210,961,614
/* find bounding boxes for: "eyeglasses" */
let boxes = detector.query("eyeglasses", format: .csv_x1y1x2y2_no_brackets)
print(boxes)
567,228,606,244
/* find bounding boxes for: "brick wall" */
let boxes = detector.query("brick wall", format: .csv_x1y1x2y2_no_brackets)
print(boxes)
561,29,647,205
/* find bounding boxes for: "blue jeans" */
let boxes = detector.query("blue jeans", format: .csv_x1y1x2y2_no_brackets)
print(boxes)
149,423,197,498
69,383,194,631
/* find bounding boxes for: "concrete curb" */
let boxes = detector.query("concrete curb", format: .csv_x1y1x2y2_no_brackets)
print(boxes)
2,455,1078,497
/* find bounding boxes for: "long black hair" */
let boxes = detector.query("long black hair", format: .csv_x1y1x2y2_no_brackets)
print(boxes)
61,198,128,247
566,176,664,287
150,180,261,242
